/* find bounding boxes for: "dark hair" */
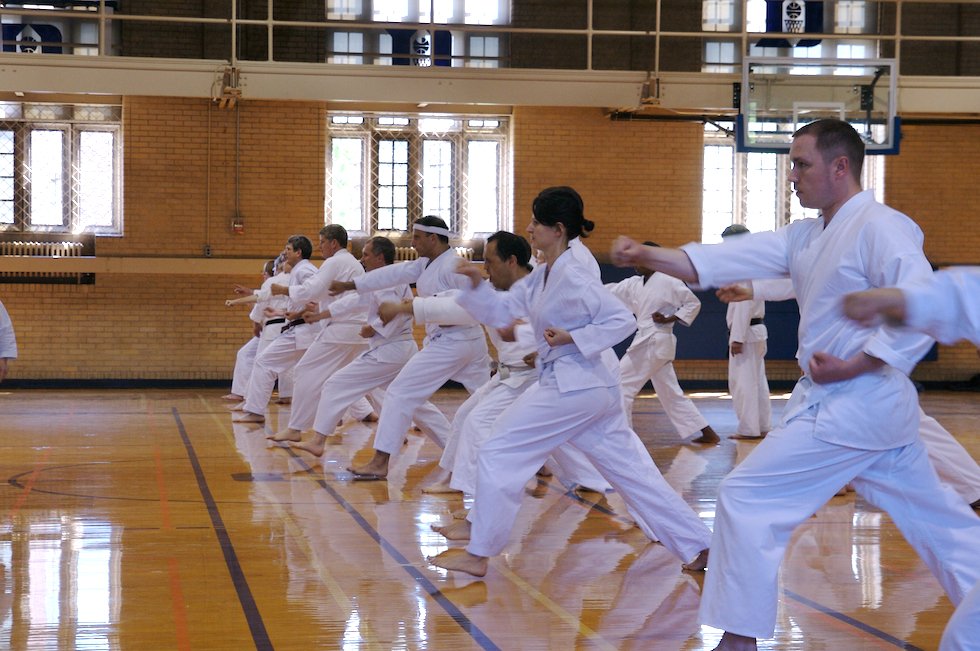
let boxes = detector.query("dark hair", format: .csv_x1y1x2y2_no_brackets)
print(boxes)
287,234,313,259
531,186,595,240
263,259,276,276
793,119,865,182
720,224,750,238
366,236,396,265
414,215,450,244
487,231,533,271
319,224,349,248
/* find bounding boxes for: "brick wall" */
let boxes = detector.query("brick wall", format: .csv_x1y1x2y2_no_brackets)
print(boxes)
1,101,977,385
885,122,980,382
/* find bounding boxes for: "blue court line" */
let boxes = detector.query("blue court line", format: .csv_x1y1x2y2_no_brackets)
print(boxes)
171,408,274,651
783,588,925,650
283,447,502,651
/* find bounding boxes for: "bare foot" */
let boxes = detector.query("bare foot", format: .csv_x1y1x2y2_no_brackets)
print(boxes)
428,548,488,577
232,411,265,423
682,548,709,572
275,397,291,405
348,451,390,479
226,401,247,412
711,631,757,650
691,426,720,445
432,519,471,541
221,393,243,401
361,412,379,422
267,428,303,442
290,436,327,457
421,480,462,495
451,508,470,520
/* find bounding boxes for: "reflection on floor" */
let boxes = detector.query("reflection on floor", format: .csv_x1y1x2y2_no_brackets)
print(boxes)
0,387,976,649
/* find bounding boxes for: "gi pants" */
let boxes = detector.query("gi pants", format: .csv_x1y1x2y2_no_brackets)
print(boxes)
466,364,711,562
699,407,980,639
372,333,489,455
728,340,771,437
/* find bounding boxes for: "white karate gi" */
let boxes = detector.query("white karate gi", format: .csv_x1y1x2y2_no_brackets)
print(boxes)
282,248,369,432
901,267,980,346
606,273,710,436
437,307,612,494
891,267,980,651
682,190,980,639
230,270,294,398
242,258,318,416
755,277,980,504
310,283,448,440
726,284,771,437
456,248,712,562
353,248,490,456
0,299,16,359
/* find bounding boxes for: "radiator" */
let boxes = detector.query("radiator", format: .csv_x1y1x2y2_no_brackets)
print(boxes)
0,239,93,284
393,246,474,262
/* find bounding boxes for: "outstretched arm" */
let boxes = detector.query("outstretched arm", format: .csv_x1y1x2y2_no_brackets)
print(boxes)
610,237,700,284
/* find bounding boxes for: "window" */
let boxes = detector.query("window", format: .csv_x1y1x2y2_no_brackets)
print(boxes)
702,122,883,243
327,0,510,67
702,0,735,32
0,102,122,235
835,1,867,35
326,112,509,237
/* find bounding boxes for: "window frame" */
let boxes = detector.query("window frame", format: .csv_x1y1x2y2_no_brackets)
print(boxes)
0,103,122,236
326,112,510,238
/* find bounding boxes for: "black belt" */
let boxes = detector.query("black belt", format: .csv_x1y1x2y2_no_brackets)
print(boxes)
749,318,764,326
280,318,306,332
265,317,286,325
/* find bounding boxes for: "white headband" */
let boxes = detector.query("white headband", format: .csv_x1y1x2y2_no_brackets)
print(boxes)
413,223,451,237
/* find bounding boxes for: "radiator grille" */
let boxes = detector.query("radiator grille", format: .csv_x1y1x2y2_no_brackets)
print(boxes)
394,246,473,262
0,237,94,284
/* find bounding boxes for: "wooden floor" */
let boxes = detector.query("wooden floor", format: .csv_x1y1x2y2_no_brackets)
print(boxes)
0,386,977,650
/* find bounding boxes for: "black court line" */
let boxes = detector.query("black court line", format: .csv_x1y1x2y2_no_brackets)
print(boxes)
282,447,502,651
783,589,924,650
171,408,273,651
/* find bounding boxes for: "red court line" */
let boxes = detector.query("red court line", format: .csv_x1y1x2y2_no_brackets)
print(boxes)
155,445,191,651
6,447,52,520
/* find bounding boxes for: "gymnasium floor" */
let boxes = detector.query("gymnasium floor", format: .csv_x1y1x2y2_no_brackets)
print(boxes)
0,386,976,650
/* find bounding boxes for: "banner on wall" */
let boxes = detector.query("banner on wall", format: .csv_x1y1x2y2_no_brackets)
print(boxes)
2,23,64,53
386,28,452,67
757,1,824,48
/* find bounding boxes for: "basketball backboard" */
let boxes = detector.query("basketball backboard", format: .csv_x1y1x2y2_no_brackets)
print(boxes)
737,57,900,154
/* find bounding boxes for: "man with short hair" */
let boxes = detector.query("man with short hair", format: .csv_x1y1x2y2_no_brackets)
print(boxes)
329,216,490,479
605,240,720,445
720,224,771,440
282,235,449,453
243,224,368,432
235,227,364,424
612,118,980,651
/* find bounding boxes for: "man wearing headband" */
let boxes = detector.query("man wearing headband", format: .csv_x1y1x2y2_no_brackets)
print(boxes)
329,216,490,480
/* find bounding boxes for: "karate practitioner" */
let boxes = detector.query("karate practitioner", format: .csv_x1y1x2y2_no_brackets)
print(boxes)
430,230,612,499
720,225,771,440
0,297,16,383
842,266,980,651
231,233,317,423
328,216,490,480
247,224,370,435
721,277,980,508
611,119,980,651
225,257,294,402
280,236,448,453
605,241,721,445
428,186,711,578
